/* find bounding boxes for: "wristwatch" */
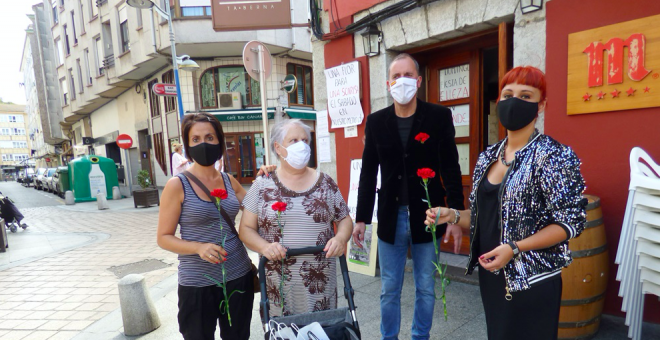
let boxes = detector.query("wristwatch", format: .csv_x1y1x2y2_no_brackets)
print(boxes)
508,241,520,258
449,208,460,225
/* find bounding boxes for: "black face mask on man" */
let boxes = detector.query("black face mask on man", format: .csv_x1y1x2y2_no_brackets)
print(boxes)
188,143,222,167
496,97,539,131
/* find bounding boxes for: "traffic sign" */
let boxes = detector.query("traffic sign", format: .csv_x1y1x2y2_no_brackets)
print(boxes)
116,134,133,150
282,74,297,93
152,83,177,97
242,41,272,81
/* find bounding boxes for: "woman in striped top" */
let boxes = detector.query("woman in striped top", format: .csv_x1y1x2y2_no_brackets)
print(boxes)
240,119,353,317
157,112,255,340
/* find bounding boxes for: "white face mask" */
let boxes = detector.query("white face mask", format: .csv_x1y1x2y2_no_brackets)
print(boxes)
389,77,418,105
281,141,311,169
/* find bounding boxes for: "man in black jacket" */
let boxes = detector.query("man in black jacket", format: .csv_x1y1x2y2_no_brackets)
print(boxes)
353,53,464,340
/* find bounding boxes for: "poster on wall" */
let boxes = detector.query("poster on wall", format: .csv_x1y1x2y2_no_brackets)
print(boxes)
346,159,380,276
324,61,364,128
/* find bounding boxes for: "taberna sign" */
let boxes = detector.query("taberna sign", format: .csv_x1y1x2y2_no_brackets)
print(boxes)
152,83,177,97
211,0,291,32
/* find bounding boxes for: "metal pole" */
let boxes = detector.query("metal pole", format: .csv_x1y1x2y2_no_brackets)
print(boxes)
259,45,270,165
124,148,133,196
166,4,185,121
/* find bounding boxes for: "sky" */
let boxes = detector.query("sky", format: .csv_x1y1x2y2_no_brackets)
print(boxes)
0,1,42,105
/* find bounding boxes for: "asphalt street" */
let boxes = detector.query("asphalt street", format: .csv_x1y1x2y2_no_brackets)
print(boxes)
0,181,64,209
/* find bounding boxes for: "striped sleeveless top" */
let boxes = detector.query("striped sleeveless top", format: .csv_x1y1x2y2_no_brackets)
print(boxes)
177,173,251,287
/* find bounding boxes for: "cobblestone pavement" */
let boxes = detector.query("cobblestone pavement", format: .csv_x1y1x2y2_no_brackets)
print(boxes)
0,203,177,340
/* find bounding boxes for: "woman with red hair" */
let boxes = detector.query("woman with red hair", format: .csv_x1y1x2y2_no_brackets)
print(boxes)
426,66,587,339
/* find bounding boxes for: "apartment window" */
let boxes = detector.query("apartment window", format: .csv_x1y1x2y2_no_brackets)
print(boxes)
181,6,211,17
0,128,10,135
71,11,78,44
94,36,104,76
69,68,76,100
90,0,98,18
60,77,68,106
59,0,65,7
148,79,161,118
55,38,64,65
287,64,314,106
64,24,71,56
2,154,11,161
84,49,92,84
13,142,28,148
76,59,84,93
79,0,86,34
199,66,260,109
12,128,26,136
162,70,176,113
118,6,129,53
135,8,143,28
52,1,59,24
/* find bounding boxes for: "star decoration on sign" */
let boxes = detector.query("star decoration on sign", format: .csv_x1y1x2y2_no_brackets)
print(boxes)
644,86,651,93
611,89,621,98
627,87,636,96
597,91,606,100
582,93,592,101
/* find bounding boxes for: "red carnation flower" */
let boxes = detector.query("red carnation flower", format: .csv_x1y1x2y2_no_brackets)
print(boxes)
417,168,436,180
272,201,287,212
414,132,430,144
210,189,228,200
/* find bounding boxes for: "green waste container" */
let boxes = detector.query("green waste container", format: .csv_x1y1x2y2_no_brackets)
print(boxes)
68,155,119,202
54,166,70,197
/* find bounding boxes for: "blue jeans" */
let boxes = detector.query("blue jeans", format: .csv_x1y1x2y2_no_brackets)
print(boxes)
379,206,437,340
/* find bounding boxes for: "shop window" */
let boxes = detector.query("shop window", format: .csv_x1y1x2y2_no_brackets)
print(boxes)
287,63,314,107
148,79,161,118
162,70,176,113
199,66,261,109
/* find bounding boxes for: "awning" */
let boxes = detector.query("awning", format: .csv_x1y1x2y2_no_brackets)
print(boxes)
285,108,317,120
206,108,275,122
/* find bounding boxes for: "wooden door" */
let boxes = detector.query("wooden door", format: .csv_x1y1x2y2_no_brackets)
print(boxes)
224,133,256,184
427,51,480,255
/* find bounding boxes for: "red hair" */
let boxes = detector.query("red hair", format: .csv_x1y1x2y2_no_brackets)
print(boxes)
498,66,547,102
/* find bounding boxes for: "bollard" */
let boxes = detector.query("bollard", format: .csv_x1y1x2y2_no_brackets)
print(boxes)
96,193,109,210
65,191,75,205
118,274,161,336
112,186,121,200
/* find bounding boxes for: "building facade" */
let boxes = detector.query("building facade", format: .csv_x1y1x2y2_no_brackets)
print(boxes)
0,104,32,179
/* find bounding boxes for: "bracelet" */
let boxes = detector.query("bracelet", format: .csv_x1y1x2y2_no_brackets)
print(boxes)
449,208,460,225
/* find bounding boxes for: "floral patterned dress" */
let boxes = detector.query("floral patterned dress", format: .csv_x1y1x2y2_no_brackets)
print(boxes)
242,171,350,316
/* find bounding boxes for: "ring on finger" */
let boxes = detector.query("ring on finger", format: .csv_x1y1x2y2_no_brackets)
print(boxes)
207,254,213,259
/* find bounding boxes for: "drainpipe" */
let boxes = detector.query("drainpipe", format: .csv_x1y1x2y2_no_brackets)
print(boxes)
150,7,157,54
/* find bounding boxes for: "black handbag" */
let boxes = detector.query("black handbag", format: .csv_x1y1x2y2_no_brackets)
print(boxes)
183,171,260,294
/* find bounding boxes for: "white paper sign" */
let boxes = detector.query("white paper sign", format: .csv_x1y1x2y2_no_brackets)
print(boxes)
89,164,107,197
325,61,364,128
347,159,380,222
317,136,331,163
344,125,358,138
449,104,470,126
440,64,470,101
316,110,329,138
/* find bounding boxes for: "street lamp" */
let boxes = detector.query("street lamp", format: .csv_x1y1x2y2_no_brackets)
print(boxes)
361,23,382,57
127,0,195,120
520,0,543,14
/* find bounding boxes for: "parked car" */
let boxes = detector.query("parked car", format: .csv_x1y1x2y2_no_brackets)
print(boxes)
33,168,47,190
52,167,69,197
43,168,57,192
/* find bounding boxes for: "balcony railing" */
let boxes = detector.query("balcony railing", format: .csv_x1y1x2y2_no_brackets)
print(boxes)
103,54,115,69
96,0,108,6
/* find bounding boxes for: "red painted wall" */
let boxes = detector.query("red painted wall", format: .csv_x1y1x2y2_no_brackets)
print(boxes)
546,0,660,322
323,36,370,202
322,0,384,32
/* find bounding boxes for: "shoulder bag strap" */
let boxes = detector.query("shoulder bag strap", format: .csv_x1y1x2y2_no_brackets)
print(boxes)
182,171,239,236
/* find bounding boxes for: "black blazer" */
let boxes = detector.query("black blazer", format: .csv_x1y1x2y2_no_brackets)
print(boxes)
356,99,465,244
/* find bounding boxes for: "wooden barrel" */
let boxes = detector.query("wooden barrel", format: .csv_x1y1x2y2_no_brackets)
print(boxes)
558,195,609,340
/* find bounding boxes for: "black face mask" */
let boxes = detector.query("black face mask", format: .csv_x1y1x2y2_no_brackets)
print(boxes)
497,97,539,131
188,143,222,167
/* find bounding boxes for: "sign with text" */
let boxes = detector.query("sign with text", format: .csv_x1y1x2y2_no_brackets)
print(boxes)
152,83,177,97
440,64,469,101
449,104,470,138
346,159,380,223
211,0,291,32
324,61,364,128
213,112,274,122
567,14,660,115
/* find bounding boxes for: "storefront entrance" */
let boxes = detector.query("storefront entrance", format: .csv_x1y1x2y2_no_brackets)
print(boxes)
224,132,266,184
412,26,511,254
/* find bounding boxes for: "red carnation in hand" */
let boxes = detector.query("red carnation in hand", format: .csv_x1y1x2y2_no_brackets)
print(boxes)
210,189,228,200
415,132,430,144
272,201,287,212
417,168,436,180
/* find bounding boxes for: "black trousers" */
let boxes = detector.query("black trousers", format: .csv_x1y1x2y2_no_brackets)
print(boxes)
479,268,562,340
178,271,254,340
